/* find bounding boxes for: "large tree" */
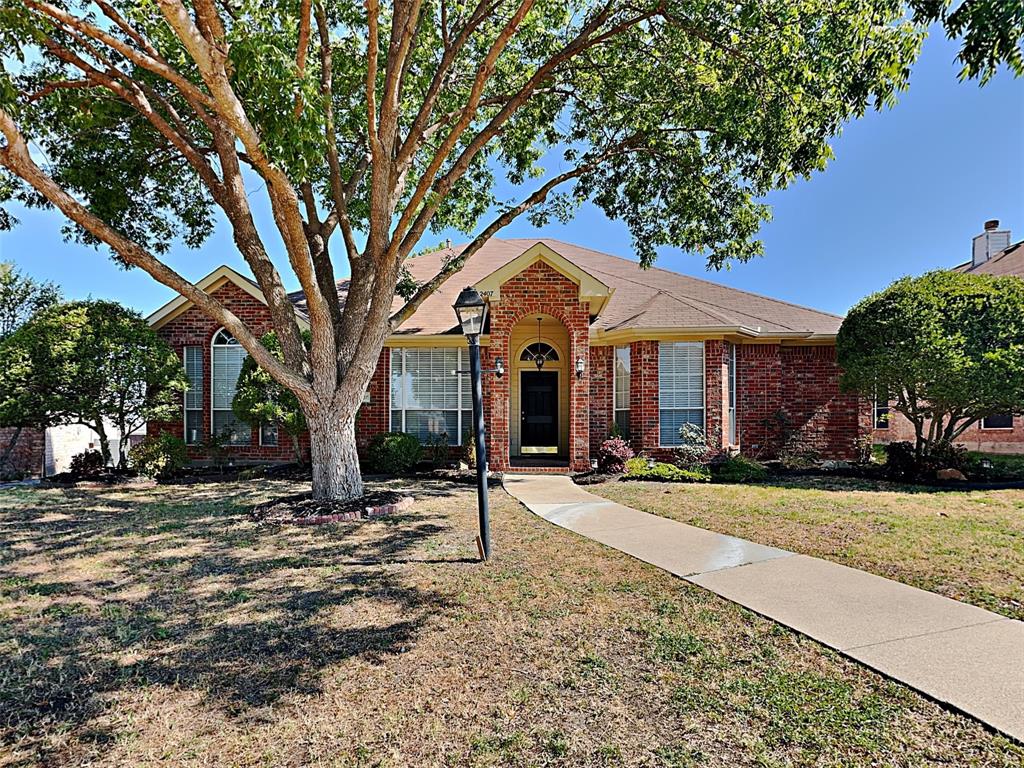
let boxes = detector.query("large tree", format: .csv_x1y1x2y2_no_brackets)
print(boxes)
0,0,1016,500
838,271,1024,458
0,300,187,467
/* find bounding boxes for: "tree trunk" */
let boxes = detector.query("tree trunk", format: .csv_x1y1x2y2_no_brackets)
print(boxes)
308,408,363,500
93,420,111,465
0,426,23,471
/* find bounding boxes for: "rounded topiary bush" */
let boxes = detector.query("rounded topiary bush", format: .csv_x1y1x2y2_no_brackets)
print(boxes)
367,432,422,475
130,433,188,478
712,455,769,484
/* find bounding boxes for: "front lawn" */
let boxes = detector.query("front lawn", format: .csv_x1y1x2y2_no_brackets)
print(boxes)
1,480,1020,766
592,477,1024,620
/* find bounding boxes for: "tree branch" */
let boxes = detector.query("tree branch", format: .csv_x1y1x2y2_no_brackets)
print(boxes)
0,109,311,400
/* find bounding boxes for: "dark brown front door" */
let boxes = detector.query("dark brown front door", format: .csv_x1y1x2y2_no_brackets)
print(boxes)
521,371,558,452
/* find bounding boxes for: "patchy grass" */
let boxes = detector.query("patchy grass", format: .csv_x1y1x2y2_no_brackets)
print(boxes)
0,479,1020,767
592,476,1024,620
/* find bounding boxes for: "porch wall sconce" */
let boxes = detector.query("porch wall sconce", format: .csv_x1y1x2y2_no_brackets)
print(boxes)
575,356,586,379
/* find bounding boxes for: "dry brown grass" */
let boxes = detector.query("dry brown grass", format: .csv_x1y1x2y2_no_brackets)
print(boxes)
0,478,1021,767
591,477,1024,620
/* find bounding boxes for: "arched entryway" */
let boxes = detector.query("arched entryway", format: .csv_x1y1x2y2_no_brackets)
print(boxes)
510,314,570,461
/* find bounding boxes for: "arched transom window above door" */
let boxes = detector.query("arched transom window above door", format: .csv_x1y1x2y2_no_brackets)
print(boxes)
520,342,559,369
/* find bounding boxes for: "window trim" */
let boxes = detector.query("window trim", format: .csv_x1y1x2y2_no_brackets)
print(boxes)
657,341,706,448
259,421,279,447
210,327,251,446
980,414,1015,430
873,398,891,430
182,345,203,445
613,345,630,436
388,347,469,446
728,343,737,446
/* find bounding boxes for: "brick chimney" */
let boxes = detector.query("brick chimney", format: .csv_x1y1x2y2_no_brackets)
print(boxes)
972,219,1011,267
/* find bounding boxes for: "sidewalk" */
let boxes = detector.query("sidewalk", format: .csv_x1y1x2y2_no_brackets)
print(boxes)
502,474,1024,742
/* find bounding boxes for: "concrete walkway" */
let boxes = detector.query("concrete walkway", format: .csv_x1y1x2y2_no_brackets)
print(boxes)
502,474,1024,742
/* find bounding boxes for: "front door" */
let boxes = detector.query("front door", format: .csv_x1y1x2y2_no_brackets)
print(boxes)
520,371,558,453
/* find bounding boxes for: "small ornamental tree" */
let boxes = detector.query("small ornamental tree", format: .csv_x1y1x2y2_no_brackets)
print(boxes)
233,330,311,464
837,271,1024,459
0,300,188,467
0,0,1017,499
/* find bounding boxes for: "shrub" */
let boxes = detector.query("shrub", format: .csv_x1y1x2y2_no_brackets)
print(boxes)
623,457,710,483
884,440,969,481
69,449,106,477
598,436,634,473
424,431,450,469
130,433,188,478
673,423,710,470
712,455,769,484
884,441,918,480
367,432,422,474
462,429,476,469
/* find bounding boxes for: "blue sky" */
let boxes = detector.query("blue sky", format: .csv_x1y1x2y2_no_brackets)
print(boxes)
1,28,1021,318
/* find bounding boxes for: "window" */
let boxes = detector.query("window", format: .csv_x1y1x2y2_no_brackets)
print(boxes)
211,329,251,445
183,346,203,444
521,342,559,367
613,345,630,437
658,342,705,446
874,399,891,429
728,344,737,445
390,348,471,444
981,413,1014,429
260,422,279,446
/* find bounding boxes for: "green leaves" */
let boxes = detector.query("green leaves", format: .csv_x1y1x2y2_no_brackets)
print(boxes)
232,330,309,440
0,300,187,441
837,271,1024,442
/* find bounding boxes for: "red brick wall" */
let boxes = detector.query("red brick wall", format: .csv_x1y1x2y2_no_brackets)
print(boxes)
734,343,868,460
589,345,613,455
875,410,1024,454
0,427,44,476
630,340,660,454
356,351,390,449
149,281,306,462
486,261,592,471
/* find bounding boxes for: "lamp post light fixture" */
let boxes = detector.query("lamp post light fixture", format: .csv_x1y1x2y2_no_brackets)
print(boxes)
575,355,586,378
453,286,500,561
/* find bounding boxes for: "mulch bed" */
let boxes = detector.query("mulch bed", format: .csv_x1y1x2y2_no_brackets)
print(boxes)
251,490,414,525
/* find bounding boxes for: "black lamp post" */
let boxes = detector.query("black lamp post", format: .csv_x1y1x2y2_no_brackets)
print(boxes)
453,286,494,560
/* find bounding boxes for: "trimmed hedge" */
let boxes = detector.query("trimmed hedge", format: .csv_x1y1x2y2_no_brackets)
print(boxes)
623,457,710,483
130,433,188,478
366,432,422,474
712,455,769,484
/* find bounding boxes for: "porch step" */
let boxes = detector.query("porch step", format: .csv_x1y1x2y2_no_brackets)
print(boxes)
505,465,572,475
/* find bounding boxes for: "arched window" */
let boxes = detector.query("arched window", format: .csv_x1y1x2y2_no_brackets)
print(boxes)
520,342,559,369
211,328,251,445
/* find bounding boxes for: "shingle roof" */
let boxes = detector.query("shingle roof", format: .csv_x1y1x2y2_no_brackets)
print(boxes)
287,238,842,337
952,241,1024,277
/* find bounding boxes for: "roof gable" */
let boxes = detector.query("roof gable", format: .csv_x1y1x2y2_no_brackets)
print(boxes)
473,242,612,315
146,265,311,331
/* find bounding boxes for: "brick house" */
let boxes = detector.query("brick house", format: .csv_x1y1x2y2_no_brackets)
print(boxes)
147,239,870,471
872,220,1024,454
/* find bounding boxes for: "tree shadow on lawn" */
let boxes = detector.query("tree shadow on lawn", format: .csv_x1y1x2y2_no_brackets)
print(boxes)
0,480,470,760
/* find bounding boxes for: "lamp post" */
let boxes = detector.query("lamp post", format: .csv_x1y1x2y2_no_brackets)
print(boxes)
453,286,496,560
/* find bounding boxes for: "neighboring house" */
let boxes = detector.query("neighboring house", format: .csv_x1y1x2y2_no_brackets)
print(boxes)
147,239,870,471
0,422,145,477
873,220,1024,454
